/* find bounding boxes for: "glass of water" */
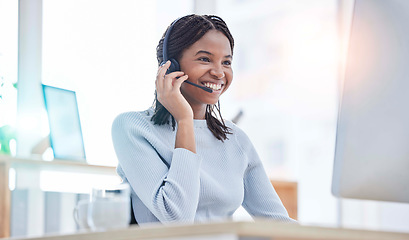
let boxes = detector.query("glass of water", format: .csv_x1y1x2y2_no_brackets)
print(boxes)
87,183,131,231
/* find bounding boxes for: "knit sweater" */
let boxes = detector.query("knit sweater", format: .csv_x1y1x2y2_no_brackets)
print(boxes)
111,108,295,225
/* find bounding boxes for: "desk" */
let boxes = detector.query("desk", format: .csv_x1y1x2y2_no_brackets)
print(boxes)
0,155,298,238
1,220,409,240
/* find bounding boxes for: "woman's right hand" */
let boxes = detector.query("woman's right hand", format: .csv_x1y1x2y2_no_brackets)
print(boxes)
156,60,193,122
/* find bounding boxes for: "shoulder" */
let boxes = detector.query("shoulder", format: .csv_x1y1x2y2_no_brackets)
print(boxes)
113,108,152,124
224,120,251,143
223,120,255,153
112,108,154,135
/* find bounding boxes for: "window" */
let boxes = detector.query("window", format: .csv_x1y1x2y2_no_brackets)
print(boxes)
0,0,18,155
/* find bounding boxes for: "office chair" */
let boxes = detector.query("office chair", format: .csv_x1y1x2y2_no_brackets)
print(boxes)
130,198,138,225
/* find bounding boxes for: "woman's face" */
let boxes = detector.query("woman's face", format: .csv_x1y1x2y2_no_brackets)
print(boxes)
179,30,233,107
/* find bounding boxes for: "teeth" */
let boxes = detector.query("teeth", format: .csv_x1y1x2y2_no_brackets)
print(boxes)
204,82,222,91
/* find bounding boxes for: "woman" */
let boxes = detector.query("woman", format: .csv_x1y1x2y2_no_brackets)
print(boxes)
112,14,295,225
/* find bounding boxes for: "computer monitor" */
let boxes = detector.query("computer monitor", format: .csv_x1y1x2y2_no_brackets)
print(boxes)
332,0,409,203
42,85,86,161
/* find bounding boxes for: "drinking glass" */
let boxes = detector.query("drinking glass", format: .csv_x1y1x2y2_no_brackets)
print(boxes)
87,183,131,231
73,199,91,230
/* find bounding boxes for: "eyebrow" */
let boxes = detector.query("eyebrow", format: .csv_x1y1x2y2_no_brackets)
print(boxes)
195,50,232,59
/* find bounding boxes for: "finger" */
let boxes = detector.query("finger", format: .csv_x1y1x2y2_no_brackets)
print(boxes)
156,61,170,79
156,61,170,90
159,60,171,79
172,74,189,90
164,71,185,90
166,71,185,79
156,75,163,92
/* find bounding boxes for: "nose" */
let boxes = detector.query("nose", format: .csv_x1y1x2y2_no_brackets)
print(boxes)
210,64,225,79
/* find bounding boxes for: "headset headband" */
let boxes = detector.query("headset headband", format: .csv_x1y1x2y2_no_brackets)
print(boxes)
162,17,182,63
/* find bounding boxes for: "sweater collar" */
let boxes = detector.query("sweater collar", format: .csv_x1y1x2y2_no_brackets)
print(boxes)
147,107,208,128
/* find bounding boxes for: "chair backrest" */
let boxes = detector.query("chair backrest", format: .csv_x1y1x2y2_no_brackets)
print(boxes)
130,197,138,225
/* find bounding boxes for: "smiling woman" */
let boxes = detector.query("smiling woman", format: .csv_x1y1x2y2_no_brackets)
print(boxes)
111,14,296,225
151,16,236,143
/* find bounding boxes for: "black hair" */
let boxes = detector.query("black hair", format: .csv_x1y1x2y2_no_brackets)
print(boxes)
151,14,234,141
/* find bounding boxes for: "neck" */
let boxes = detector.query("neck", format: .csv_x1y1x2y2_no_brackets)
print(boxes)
191,104,207,120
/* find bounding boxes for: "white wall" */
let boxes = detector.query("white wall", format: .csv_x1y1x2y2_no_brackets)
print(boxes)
217,0,339,227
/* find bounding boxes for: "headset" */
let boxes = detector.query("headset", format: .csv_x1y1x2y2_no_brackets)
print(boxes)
161,17,213,93
161,17,181,74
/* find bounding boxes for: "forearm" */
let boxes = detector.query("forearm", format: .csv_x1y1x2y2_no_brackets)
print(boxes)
175,119,196,153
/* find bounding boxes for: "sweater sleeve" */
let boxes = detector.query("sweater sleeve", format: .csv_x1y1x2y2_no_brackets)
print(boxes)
235,127,296,223
111,112,202,223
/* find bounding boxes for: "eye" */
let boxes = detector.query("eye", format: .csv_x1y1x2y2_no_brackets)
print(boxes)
223,60,232,66
198,57,210,62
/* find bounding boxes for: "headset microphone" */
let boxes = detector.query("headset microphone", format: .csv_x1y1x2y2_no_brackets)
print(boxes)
184,81,213,93
162,18,213,93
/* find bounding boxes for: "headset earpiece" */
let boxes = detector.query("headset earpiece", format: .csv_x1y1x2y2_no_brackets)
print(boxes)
160,58,180,74
166,58,180,74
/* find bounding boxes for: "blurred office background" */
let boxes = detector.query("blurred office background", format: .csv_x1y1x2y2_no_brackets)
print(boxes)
1,0,409,238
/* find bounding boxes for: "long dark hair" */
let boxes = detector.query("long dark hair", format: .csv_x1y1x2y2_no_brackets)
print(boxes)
151,14,234,141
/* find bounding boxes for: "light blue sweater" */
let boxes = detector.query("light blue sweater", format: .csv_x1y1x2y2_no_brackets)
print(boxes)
112,108,295,225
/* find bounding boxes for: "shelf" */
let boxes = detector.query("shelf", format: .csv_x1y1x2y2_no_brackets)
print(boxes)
0,155,116,175
0,155,118,238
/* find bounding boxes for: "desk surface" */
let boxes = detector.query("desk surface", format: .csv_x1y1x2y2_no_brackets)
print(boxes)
3,220,409,240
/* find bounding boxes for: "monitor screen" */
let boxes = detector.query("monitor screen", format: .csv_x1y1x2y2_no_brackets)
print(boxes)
332,0,409,203
42,85,86,161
